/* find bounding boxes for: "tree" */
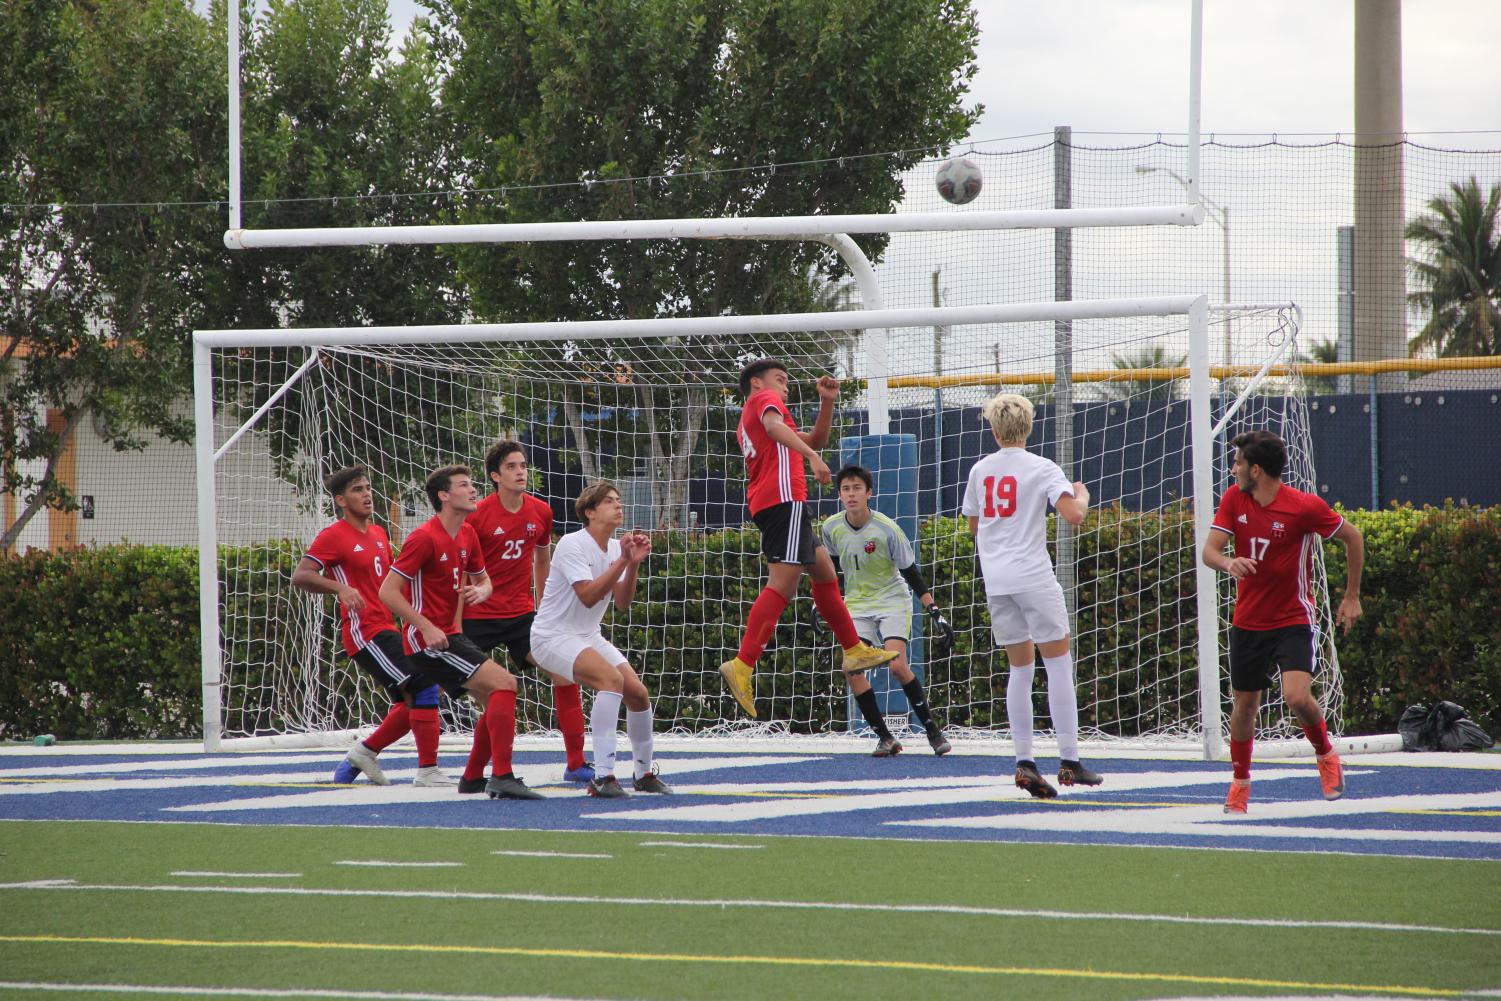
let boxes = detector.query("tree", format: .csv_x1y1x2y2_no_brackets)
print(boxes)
429,0,981,525
1099,345,1187,402
2,0,226,551
1406,176,1501,358
1297,337,1340,394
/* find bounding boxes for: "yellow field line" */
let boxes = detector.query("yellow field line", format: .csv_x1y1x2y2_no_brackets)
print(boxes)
0,933,1463,997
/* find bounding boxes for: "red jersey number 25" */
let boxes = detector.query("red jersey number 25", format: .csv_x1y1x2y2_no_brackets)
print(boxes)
982,475,1019,518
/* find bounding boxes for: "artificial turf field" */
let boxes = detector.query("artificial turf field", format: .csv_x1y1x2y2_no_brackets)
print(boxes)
1,743,1498,1000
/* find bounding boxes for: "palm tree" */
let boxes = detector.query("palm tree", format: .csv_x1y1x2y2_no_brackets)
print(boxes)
1099,345,1187,402
1406,176,1501,358
1297,338,1340,394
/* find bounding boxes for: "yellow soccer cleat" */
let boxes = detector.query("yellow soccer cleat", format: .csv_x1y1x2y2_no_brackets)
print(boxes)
719,657,757,718
841,641,899,676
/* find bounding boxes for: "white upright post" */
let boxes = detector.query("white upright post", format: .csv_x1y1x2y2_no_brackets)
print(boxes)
1185,0,1203,203
193,338,223,751
820,234,888,434
1187,296,1223,760
228,0,241,231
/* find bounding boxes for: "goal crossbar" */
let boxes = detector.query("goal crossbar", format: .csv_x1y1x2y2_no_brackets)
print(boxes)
222,205,1205,251
193,296,1206,350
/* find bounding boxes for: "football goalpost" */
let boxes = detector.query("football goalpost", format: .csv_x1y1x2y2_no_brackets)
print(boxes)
196,0,1380,757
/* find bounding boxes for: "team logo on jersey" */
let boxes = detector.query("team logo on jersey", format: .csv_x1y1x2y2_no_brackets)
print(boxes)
864,540,877,554
526,522,538,537
353,544,364,552
1271,520,1287,538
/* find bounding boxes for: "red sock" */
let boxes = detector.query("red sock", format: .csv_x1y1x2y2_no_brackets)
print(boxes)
1304,718,1333,756
409,708,440,767
554,684,587,770
486,689,519,777
811,579,860,650
463,712,490,782
1231,738,1253,781
363,703,411,753
737,588,790,666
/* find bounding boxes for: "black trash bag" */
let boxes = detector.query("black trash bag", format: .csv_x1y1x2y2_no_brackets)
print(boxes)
1399,701,1496,752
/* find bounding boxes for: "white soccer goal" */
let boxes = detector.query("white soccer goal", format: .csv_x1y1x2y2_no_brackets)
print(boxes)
193,294,1355,757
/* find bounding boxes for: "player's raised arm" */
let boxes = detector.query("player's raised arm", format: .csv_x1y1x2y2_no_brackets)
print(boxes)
613,531,650,611
1054,481,1091,526
762,408,831,484
797,375,840,451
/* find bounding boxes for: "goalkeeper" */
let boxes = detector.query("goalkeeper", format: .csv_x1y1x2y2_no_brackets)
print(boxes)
819,465,955,757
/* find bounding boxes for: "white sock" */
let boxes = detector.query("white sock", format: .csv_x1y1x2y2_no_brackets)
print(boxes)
1043,652,1079,762
1006,666,1036,763
626,707,655,779
590,690,623,778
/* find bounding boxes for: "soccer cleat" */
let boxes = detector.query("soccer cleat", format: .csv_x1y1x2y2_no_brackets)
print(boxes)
871,735,903,758
563,761,597,784
719,657,758,718
841,642,899,676
344,743,391,786
1224,777,1251,814
456,776,488,795
926,726,952,756
632,771,674,794
486,774,545,800
1317,751,1345,801
587,775,630,799
331,759,360,784
412,765,456,787
1058,761,1104,787
1014,761,1058,799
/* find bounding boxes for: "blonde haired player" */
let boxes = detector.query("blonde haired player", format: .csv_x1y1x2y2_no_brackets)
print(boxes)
962,393,1103,798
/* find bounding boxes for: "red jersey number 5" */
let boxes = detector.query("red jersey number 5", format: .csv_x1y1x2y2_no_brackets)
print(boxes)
983,475,1019,518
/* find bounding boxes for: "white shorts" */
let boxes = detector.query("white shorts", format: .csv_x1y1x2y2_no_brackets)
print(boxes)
851,608,911,647
529,631,627,682
987,584,1070,647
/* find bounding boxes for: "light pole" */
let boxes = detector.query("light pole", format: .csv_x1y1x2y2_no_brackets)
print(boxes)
1136,166,1233,375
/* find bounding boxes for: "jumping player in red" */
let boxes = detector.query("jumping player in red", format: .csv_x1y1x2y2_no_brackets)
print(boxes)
462,440,593,790
292,467,447,787
379,464,543,801
719,359,898,717
1202,430,1364,814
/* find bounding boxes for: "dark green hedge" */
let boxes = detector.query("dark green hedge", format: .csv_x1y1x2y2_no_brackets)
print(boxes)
2,505,1496,741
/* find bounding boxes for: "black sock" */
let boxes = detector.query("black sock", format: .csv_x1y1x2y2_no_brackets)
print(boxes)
853,690,892,739
901,679,936,730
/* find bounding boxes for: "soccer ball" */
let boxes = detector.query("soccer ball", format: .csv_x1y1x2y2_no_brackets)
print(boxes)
935,156,983,205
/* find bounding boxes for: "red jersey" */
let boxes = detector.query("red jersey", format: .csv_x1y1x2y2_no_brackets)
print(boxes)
465,492,554,619
1211,484,1343,630
390,516,486,654
303,520,397,656
737,388,806,514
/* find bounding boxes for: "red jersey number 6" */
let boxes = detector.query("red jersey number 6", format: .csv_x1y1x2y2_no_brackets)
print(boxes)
983,475,1019,518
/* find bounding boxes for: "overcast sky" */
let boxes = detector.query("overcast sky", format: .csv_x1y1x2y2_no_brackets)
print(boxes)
382,0,1501,139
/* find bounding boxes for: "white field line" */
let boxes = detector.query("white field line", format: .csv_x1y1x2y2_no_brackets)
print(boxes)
490,850,611,859
0,982,617,1001
2,879,1496,939
638,841,764,850
332,861,462,868
170,871,302,878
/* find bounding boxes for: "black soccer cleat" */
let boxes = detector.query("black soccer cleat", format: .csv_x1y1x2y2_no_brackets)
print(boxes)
587,775,630,799
871,735,903,758
632,772,674,794
1058,760,1103,788
457,776,488,795
486,773,545,800
926,725,952,756
1014,760,1058,799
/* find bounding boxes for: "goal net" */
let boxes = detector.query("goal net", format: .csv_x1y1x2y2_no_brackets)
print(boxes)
200,300,1341,751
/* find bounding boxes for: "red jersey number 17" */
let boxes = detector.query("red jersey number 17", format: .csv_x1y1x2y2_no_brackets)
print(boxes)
982,475,1019,518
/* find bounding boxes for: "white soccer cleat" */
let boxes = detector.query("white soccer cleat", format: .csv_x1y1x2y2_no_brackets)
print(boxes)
344,743,391,786
413,765,456,787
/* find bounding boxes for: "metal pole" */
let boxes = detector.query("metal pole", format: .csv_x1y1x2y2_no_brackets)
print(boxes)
1186,0,1203,203
1054,126,1076,623
817,234,888,435
932,269,946,514
228,0,241,231
1369,375,1380,509
193,338,223,750
1187,297,1224,760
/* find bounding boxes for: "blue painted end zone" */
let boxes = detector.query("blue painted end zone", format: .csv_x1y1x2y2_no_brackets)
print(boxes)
1,748,1497,861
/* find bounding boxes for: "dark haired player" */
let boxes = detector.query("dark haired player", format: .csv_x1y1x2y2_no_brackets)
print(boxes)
379,465,543,800
462,440,593,789
719,359,898,718
1203,430,1364,814
291,467,447,786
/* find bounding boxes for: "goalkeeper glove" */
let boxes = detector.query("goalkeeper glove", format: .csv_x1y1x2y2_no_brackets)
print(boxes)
927,605,956,656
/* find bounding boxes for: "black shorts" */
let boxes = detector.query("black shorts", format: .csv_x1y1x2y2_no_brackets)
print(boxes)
411,633,492,697
463,612,535,669
1229,624,1316,692
352,631,432,699
753,500,817,565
